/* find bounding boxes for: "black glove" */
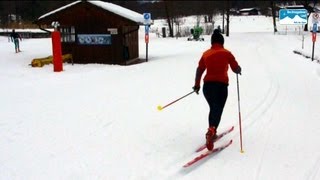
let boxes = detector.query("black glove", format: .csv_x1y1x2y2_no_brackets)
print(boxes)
193,86,200,94
235,66,242,75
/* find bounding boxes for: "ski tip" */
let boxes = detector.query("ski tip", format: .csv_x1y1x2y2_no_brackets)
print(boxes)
183,163,191,168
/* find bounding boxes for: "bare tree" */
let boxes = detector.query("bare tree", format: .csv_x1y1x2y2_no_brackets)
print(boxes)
226,0,230,36
164,0,174,37
271,0,278,33
222,8,225,34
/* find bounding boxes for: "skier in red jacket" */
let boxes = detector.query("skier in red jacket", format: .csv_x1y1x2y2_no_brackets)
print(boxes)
193,29,241,151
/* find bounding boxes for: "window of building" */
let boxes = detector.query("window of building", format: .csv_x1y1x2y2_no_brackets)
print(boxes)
60,26,75,42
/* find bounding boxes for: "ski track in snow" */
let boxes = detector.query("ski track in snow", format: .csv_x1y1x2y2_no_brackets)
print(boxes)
316,68,320,80
234,34,281,179
248,35,281,179
305,156,320,180
247,34,319,179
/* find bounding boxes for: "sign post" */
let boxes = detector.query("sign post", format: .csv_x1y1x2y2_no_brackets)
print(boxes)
311,13,319,61
143,13,151,62
145,25,149,62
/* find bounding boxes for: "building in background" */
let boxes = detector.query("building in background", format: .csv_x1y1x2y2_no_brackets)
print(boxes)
34,0,148,65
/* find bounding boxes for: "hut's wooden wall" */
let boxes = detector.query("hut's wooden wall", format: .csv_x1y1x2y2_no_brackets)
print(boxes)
36,2,141,65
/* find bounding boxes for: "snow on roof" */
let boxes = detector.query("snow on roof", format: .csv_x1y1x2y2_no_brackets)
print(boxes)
239,8,258,12
89,1,145,24
38,0,146,24
285,5,305,9
38,1,81,20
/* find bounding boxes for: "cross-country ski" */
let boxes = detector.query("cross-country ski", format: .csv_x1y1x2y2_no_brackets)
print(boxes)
183,140,233,168
195,126,234,152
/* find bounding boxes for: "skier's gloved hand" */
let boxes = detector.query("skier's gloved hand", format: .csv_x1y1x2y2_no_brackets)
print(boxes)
193,86,200,94
235,66,242,75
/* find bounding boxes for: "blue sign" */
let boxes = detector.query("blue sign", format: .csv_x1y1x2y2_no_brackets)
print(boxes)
313,23,318,32
77,34,111,45
143,13,151,25
143,13,150,20
145,25,149,34
279,9,307,25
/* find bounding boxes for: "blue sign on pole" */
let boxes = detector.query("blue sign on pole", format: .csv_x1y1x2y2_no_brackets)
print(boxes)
279,9,307,25
143,13,151,25
313,23,318,33
144,13,150,20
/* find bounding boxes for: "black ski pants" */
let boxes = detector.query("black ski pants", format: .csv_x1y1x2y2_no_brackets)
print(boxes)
203,82,228,129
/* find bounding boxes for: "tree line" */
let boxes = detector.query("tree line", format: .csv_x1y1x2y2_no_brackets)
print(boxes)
0,1,74,28
131,0,317,37
0,0,317,33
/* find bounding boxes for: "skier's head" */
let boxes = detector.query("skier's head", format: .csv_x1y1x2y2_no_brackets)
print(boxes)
211,29,224,45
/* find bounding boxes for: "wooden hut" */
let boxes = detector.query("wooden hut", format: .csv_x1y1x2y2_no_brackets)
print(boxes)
34,0,147,65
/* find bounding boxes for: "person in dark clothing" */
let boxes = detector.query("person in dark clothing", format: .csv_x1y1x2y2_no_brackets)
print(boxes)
10,29,22,53
193,29,241,151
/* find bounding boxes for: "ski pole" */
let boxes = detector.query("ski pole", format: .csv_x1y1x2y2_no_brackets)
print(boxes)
157,91,195,111
236,74,244,153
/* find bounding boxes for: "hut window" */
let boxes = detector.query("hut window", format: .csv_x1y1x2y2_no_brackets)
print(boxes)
60,26,75,42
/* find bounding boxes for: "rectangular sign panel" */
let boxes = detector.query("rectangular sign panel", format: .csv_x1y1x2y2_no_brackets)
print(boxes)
77,34,111,45
279,9,307,25
143,13,151,25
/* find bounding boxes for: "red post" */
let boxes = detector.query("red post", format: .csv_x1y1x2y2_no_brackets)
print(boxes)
312,32,317,42
145,34,149,43
51,31,63,72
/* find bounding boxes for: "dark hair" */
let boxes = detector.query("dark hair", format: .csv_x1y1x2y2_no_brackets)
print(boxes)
211,29,224,45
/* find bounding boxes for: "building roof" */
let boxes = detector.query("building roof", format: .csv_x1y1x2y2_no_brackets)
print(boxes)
285,5,305,9
239,8,258,12
38,0,146,24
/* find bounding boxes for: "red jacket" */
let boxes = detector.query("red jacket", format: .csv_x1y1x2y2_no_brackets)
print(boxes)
195,43,239,86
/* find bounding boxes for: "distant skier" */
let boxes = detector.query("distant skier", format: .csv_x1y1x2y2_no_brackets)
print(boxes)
10,29,22,53
192,29,241,151
217,25,222,33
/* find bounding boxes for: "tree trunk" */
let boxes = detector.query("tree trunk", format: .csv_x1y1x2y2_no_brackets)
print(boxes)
226,1,230,37
222,9,225,34
302,0,312,31
271,0,278,33
164,1,174,37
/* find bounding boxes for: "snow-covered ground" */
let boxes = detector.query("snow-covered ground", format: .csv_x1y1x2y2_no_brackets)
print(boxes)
1,15,320,180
